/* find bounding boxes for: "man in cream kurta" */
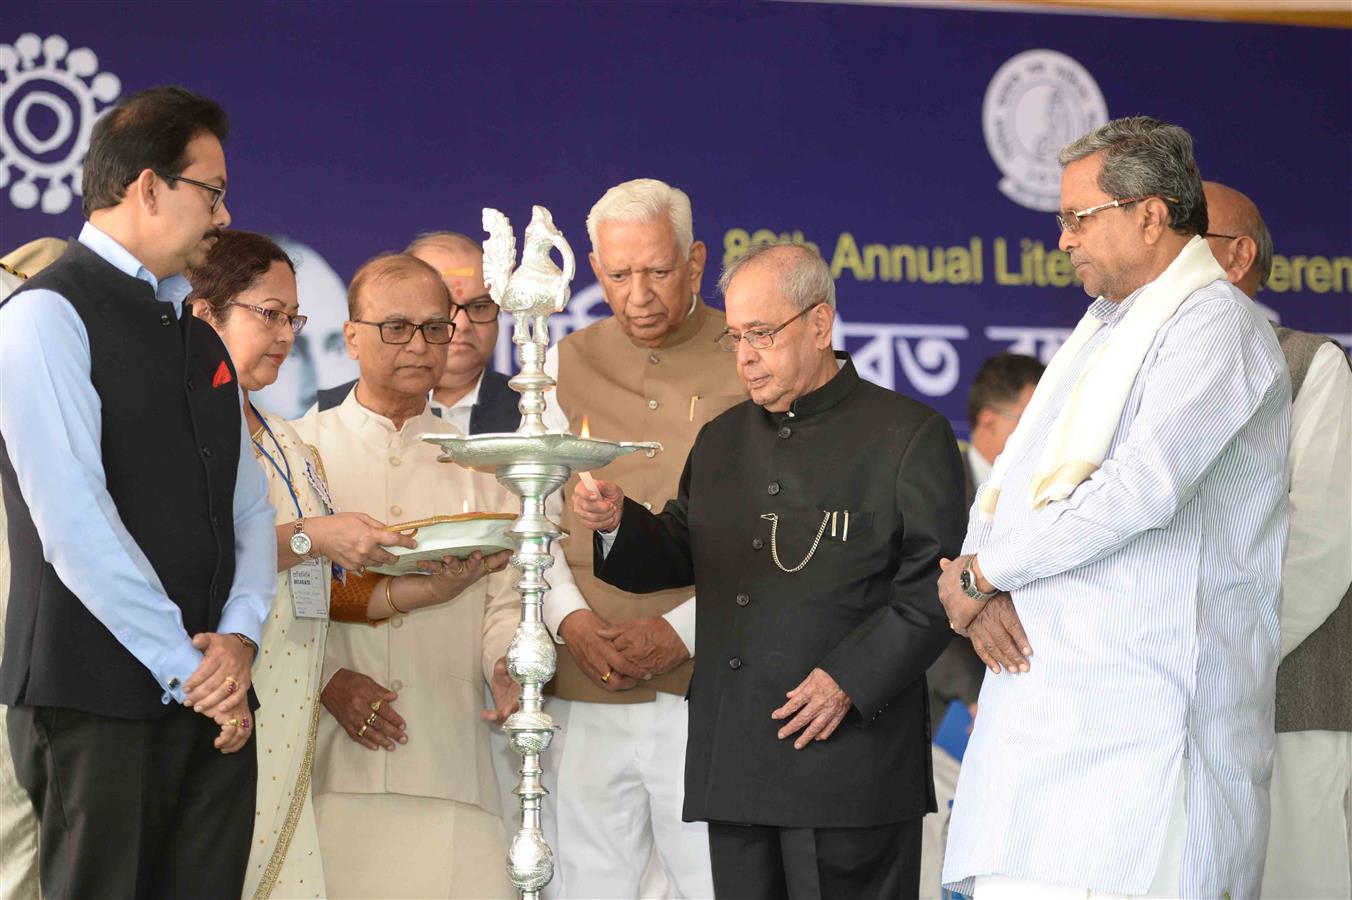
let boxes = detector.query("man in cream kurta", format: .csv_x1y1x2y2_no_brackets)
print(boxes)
295,388,521,898
290,251,587,898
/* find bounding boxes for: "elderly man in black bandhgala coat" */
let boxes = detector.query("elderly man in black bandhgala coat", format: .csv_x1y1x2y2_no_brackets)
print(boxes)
572,241,967,899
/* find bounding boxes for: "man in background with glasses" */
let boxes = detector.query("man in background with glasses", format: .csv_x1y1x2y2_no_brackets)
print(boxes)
940,118,1290,900
315,232,521,435
1201,181,1352,900
572,240,966,897
0,86,276,898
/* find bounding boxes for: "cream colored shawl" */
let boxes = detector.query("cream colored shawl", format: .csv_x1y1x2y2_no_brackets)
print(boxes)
979,236,1226,520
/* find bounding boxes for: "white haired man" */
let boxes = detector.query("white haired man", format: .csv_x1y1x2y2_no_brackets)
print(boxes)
1203,181,1352,900
538,178,744,898
941,118,1290,899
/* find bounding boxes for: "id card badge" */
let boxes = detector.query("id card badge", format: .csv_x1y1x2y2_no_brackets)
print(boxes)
289,559,330,619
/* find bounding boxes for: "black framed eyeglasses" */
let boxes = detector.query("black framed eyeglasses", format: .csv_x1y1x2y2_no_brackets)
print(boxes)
351,318,455,345
157,172,226,213
715,303,820,352
1055,195,1179,234
227,301,307,335
1204,232,1239,241
451,294,501,324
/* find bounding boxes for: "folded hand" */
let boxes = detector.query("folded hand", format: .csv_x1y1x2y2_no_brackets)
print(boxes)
183,632,254,717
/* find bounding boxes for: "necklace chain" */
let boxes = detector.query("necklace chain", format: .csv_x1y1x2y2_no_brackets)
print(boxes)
760,511,831,574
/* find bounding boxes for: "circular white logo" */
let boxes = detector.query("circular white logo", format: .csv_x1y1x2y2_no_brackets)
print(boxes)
1,33,122,215
983,49,1107,213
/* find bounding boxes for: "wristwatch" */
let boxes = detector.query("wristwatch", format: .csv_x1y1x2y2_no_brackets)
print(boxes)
233,632,259,654
290,518,313,558
959,557,998,602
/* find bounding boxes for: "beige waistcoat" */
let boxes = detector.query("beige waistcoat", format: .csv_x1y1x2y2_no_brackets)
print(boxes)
551,299,746,703
291,391,520,814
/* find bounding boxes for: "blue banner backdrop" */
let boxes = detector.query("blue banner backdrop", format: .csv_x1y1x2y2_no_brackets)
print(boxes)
4,2,1349,432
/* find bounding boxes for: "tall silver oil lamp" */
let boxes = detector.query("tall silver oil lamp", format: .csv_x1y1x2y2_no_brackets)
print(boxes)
421,206,658,899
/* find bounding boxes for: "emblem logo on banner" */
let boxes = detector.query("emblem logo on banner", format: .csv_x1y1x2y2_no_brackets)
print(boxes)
0,33,121,214
983,49,1107,213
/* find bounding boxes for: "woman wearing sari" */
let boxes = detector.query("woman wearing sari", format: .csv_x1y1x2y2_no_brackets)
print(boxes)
188,231,509,899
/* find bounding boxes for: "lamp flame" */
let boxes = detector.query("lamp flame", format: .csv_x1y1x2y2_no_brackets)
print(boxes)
462,499,470,514
579,417,590,439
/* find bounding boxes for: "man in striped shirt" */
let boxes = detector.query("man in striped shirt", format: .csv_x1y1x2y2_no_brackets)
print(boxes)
940,118,1289,899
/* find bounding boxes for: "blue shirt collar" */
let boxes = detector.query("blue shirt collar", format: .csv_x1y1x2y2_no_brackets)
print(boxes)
77,222,194,316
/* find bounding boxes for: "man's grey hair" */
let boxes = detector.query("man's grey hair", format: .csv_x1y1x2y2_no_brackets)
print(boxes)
586,178,694,261
404,230,482,257
717,241,836,312
1059,116,1208,237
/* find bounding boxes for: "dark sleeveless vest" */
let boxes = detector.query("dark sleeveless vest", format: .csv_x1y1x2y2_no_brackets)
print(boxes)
1273,326,1352,733
0,241,242,719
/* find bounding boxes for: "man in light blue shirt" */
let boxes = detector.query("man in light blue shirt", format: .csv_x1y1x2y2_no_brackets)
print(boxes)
0,86,275,899
939,118,1288,899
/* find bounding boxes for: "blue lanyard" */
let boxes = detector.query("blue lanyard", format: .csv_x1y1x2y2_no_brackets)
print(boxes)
250,408,304,520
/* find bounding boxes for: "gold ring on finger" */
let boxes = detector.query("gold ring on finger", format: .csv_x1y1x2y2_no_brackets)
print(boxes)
227,718,241,727
370,699,383,713
357,723,369,737
365,711,379,726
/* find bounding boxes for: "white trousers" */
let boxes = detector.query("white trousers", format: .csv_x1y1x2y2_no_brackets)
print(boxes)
1262,729,1352,900
972,759,1186,900
543,693,714,900
920,745,962,900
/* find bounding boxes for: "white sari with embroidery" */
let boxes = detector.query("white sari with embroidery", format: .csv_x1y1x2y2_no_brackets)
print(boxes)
242,412,333,900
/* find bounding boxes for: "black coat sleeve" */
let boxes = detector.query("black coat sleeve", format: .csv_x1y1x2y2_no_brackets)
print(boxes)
593,431,699,593
820,413,968,726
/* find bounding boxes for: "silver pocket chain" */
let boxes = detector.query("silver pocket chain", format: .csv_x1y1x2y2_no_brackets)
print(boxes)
760,511,832,574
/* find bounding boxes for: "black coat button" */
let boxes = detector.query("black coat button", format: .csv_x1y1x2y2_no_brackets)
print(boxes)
728,657,742,670
186,378,196,391
735,593,750,607
751,538,764,550
201,446,213,458
767,481,780,495
778,426,792,439
160,314,173,326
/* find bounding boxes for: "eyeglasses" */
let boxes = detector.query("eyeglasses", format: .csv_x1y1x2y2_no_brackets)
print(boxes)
351,318,455,345
157,172,227,213
1055,195,1178,234
716,304,820,352
1204,232,1239,241
451,294,501,324
226,301,307,335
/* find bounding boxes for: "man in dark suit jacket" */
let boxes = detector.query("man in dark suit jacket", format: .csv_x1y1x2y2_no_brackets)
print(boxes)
573,242,965,898
315,231,519,434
